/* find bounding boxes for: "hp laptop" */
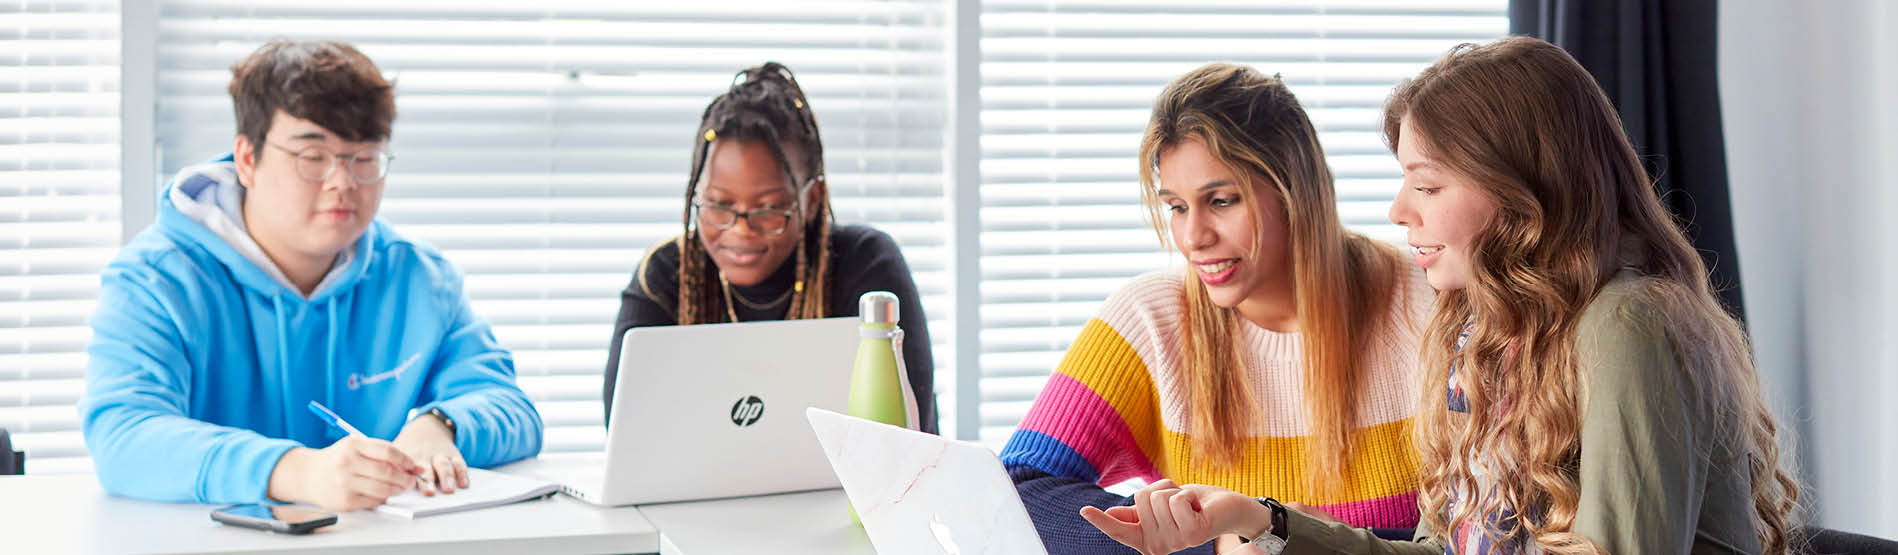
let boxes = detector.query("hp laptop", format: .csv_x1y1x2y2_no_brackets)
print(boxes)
806,407,1049,555
527,317,860,506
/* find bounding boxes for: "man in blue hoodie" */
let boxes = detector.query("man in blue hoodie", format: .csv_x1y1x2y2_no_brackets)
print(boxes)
81,39,542,511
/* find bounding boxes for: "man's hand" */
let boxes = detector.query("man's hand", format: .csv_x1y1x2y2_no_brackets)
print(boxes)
393,412,468,495
267,436,422,511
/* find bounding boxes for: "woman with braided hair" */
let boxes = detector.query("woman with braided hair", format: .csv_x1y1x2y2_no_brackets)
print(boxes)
602,62,936,434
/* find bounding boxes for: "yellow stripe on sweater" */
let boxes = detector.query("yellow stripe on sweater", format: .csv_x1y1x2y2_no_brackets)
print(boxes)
1051,317,1419,506
1160,418,1418,505
1051,318,1164,472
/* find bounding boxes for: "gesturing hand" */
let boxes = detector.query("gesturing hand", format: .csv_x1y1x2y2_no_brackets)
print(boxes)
1079,480,1276,555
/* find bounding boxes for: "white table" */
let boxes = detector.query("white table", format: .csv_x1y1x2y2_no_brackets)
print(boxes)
0,474,661,555
638,489,875,555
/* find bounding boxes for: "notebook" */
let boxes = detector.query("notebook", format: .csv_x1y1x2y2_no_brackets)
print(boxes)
375,467,560,518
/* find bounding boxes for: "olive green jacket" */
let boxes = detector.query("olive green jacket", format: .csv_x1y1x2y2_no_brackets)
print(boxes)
1283,272,1763,555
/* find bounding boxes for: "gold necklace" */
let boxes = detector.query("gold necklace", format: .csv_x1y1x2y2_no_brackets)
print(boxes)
718,273,791,321
727,282,791,310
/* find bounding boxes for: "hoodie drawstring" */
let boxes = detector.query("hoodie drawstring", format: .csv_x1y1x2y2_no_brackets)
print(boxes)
273,295,294,435
325,296,339,434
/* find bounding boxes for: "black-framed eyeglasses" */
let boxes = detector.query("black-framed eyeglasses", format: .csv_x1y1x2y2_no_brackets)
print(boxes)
693,201,798,236
266,142,394,185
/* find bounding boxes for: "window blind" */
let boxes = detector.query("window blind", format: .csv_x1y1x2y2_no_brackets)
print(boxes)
0,0,121,474
3,0,1514,472
150,1,949,455
974,0,1508,446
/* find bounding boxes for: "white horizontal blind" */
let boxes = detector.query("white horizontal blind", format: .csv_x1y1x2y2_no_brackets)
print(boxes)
976,0,1508,446
0,0,121,474
153,1,949,454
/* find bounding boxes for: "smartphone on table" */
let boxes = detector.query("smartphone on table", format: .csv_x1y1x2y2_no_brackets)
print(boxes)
210,503,338,534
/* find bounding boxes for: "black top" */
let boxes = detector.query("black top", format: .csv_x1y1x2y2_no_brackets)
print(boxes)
603,224,937,434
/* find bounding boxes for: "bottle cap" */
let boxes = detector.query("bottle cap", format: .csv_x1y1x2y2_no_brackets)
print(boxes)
858,291,899,325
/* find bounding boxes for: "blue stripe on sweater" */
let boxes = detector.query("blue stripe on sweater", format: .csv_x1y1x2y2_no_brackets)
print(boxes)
999,429,1102,485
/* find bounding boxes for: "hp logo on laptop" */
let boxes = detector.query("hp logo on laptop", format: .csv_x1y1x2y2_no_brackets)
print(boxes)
730,395,765,427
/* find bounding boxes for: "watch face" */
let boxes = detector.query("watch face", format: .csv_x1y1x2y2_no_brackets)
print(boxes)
1254,535,1288,553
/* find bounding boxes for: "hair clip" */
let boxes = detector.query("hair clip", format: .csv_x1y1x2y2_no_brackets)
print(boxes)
704,129,717,142
794,98,804,109
794,280,804,293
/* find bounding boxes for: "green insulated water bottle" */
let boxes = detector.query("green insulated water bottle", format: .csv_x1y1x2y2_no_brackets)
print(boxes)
848,291,913,428
847,291,918,525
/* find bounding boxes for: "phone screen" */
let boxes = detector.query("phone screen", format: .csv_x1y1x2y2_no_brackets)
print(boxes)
212,503,337,534
221,503,333,524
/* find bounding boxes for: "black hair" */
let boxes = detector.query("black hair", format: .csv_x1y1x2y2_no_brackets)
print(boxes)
228,39,394,147
673,62,833,324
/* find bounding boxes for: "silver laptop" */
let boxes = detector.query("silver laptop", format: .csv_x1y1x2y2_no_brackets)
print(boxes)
806,407,1049,555
536,317,860,506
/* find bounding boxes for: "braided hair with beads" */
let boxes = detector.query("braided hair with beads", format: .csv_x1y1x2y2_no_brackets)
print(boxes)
674,62,834,325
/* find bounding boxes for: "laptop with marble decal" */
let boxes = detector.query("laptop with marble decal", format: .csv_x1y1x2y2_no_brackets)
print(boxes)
807,407,1048,555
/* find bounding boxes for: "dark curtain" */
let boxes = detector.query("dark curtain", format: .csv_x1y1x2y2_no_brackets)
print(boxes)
1511,0,1746,321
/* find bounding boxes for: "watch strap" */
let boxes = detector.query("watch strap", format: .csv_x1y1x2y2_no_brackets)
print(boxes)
1245,496,1291,554
424,407,456,438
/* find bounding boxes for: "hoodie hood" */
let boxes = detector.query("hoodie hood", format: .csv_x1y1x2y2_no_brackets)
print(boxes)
159,153,372,302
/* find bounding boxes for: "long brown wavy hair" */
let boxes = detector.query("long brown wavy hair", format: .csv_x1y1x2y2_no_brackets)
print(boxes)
1137,63,1408,497
1390,37,1800,553
672,62,834,324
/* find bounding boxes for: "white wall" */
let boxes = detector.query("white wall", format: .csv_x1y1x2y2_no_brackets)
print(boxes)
1722,0,1898,537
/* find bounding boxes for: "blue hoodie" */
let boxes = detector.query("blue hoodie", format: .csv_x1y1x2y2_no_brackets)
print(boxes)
81,155,543,504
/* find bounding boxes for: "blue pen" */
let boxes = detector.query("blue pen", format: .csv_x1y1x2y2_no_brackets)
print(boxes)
307,400,365,437
307,401,435,490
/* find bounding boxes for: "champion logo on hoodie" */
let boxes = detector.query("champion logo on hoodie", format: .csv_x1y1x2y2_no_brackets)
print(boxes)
349,352,424,390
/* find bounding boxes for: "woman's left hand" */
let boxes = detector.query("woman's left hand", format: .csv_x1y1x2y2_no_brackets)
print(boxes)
1079,480,1275,554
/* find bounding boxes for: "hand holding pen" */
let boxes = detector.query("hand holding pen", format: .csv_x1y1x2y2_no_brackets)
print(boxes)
260,401,429,512
307,401,443,496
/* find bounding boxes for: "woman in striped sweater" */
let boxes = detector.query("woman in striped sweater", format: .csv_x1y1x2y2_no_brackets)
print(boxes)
1084,37,1800,555
997,63,1434,554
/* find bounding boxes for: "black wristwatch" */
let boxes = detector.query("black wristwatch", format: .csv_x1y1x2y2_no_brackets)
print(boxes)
1242,496,1290,553
423,407,456,439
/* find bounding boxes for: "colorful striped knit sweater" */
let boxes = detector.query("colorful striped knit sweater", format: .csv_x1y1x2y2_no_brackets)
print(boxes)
1000,266,1434,553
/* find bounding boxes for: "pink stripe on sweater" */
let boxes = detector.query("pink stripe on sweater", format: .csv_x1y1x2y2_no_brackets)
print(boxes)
1017,372,1159,485
1315,491,1421,529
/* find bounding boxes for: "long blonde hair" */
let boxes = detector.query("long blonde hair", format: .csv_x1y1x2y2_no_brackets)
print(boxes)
1388,37,1800,554
1137,63,1407,498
